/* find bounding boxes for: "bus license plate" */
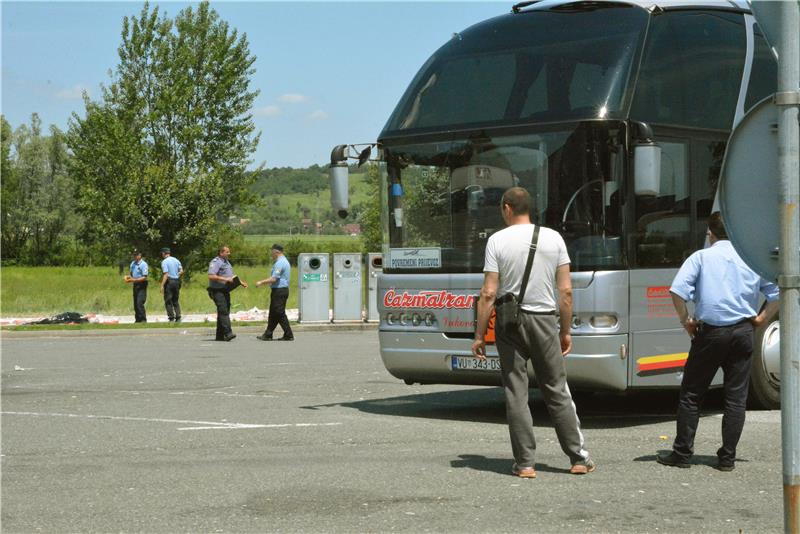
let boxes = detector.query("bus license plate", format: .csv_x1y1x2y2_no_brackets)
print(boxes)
450,355,501,372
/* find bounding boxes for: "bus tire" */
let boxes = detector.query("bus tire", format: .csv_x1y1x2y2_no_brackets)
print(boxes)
748,315,780,410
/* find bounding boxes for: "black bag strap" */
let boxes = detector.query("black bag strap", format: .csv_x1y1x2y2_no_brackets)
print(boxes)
516,225,540,306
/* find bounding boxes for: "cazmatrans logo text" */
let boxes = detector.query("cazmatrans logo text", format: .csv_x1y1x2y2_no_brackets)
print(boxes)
383,290,476,309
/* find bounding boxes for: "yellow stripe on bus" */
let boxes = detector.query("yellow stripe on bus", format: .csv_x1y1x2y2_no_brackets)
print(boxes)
637,353,689,365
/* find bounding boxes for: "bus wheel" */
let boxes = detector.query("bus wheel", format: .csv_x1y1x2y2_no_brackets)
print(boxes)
749,316,780,410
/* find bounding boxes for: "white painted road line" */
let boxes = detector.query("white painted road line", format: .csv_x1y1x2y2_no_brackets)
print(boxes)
1,411,342,431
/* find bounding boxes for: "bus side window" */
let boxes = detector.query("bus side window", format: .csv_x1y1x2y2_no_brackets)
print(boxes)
630,11,745,130
633,141,690,267
744,24,778,112
693,139,726,248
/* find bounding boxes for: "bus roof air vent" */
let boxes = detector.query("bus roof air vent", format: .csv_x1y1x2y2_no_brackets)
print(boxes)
511,1,541,14
551,1,632,12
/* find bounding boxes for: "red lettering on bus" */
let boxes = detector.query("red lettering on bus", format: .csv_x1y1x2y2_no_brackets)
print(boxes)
646,286,671,299
383,290,476,309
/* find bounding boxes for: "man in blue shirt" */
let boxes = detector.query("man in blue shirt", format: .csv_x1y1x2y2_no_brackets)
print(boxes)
256,244,294,341
208,245,248,341
659,212,779,471
125,250,149,323
159,247,183,322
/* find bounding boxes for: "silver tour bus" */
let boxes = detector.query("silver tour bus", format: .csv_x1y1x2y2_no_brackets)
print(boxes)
330,0,782,408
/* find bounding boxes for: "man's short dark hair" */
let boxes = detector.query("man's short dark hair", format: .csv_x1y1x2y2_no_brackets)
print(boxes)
708,211,728,240
218,245,230,255
501,187,531,216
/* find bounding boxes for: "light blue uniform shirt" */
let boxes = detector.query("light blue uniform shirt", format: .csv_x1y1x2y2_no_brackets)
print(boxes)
161,256,182,279
130,259,149,279
208,256,234,289
670,240,779,326
271,255,290,289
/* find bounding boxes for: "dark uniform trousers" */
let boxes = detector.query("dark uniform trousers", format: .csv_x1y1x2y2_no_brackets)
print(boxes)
673,320,754,464
164,278,182,321
208,288,232,340
133,281,148,323
264,287,293,338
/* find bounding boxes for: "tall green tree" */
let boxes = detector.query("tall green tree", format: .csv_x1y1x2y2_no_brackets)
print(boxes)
0,115,23,260
357,164,383,252
68,1,261,265
1,114,79,264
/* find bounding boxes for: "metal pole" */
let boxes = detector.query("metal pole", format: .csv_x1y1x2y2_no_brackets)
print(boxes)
777,2,800,532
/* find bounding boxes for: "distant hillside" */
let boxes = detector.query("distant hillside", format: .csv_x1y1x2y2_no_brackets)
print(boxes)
239,164,374,235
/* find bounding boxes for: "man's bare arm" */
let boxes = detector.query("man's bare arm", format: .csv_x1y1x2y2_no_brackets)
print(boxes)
556,264,573,356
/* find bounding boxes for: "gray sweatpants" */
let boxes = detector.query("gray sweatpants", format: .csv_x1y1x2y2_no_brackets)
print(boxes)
495,313,589,468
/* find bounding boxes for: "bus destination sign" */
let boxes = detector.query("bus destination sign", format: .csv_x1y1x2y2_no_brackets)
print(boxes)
388,248,442,269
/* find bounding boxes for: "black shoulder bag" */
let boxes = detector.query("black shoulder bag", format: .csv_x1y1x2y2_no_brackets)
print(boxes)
494,225,540,335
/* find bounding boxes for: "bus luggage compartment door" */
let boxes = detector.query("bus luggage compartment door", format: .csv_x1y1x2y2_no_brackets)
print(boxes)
629,270,723,388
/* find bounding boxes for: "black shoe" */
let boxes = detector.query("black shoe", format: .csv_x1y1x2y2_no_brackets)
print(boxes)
256,334,273,341
223,333,237,342
277,336,294,341
657,451,691,468
716,459,735,472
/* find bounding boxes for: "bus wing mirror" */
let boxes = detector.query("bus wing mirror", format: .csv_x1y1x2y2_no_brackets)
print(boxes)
330,145,349,219
633,142,661,197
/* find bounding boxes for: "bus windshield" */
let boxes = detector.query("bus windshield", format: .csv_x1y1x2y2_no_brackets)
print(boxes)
381,4,648,136
382,122,626,273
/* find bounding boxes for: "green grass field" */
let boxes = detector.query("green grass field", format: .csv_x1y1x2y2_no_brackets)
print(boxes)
0,266,300,317
1,263,372,318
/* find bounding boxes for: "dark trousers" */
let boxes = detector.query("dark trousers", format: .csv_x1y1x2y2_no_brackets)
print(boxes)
672,320,754,463
264,287,292,338
163,278,182,321
208,288,232,340
132,282,148,323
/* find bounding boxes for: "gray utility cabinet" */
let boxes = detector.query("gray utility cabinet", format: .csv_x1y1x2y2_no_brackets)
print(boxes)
333,253,362,322
297,253,330,323
366,253,383,322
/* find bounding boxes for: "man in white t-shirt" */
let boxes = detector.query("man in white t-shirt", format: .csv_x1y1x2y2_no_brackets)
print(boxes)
472,187,594,478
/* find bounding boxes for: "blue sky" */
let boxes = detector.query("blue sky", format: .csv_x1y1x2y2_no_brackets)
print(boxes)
2,1,508,168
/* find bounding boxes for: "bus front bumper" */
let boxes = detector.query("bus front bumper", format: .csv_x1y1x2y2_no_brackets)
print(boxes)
379,331,629,392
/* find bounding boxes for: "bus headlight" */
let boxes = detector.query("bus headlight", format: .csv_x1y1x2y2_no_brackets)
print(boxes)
399,312,409,326
590,315,618,328
424,313,435,326
411,313,422,326
386,313,396,325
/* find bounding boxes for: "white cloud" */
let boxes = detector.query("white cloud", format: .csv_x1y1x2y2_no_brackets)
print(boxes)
254,105,281,117
279,93,308,104
308,110,329,120
56,84,90,100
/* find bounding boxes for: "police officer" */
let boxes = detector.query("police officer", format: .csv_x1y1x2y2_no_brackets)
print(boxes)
159,247,183,322
256,244,294,341
125,250,149,323
658,212,780,471
207,245,248,341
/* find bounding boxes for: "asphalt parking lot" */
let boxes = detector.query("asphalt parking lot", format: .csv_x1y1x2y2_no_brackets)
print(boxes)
1,328,784,533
